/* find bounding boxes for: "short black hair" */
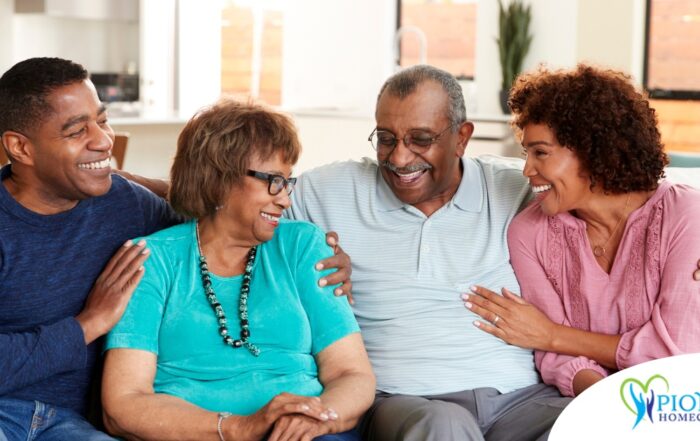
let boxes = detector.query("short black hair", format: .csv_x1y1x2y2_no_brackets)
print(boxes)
0,57,89,138
377,65,467,130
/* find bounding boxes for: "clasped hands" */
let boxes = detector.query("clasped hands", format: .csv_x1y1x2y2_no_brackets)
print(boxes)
462,286,556,351
225,393,339,441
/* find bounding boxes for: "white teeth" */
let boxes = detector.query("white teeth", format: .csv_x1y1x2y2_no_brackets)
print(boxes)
261,212,279,222
78,157,111,170
396,170,424,182
531,184,552,194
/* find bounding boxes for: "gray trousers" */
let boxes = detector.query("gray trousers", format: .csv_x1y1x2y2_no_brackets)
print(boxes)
359,383,571,441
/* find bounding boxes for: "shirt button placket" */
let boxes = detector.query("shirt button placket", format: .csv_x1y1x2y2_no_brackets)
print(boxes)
418,219,432,276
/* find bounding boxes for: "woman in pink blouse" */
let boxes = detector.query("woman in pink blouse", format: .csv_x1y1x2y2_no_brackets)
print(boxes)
463,64,700,397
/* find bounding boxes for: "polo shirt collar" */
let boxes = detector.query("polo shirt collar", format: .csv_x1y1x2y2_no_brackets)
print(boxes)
375,166,404,211
453,157,483,212
375,157,483,213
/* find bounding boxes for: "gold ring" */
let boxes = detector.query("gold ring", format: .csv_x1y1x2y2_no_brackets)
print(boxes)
494,315,501,324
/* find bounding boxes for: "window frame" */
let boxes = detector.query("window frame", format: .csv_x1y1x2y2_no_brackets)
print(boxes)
643,0,700,100
395,0,475,81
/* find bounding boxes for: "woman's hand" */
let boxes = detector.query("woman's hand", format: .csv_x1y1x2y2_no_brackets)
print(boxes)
463,286,557,351
316,231,354,304
267,414,333,441
225,393,337,441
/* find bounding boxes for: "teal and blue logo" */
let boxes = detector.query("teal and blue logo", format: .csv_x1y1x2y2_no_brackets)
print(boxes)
620,374,700,428
620,374,669,428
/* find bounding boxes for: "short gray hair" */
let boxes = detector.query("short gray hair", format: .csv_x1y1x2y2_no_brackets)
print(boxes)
376,65,467,130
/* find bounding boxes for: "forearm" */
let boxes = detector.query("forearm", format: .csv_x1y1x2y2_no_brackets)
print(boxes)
549,324,620,369
104,392,222,441
572,369,605,396
319,372,376,432
137,176,170,200
114,170,170,199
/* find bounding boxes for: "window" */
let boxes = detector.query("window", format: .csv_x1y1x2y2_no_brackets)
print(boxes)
221,1,283,105
397,0,477,79
644,0,700,153
644,0,700,99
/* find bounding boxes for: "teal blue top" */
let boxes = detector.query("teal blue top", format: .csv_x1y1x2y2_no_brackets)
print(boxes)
105,219,360,415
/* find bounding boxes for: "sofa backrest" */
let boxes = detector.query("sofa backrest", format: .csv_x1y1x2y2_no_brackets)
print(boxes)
665,168,700,189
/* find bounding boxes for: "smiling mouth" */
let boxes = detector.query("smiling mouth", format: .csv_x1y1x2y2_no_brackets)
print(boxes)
260,212,281,225
393,169,427,184
380,161,431,186
531,184,552,194
78,158,111,170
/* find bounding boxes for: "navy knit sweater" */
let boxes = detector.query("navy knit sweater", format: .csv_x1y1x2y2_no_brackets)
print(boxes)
0,166,179,414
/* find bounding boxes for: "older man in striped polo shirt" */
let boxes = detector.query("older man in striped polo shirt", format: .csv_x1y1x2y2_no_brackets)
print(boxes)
286,65,570,441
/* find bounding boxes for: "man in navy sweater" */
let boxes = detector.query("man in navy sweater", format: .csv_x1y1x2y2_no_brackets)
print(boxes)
0,58,180,440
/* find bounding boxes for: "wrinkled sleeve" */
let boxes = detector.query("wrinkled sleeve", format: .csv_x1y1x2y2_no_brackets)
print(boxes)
616,186,700,368
0,318,87,395
534,351,608,397
508,209,607,397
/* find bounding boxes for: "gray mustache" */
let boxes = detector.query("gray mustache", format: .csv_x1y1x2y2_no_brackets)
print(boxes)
380,161,432,174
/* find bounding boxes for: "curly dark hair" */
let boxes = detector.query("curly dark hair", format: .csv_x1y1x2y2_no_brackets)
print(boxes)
0,57,88,139
509,64,667,193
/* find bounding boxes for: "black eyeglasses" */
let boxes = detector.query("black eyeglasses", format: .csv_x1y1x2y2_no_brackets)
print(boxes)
246,170,297,195
368,124,455,154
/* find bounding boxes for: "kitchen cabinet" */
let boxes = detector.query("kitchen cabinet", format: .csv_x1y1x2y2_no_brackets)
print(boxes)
15,0,138,21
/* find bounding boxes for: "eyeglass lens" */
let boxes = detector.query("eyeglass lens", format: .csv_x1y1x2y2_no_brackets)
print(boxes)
269,175,296,195
270,176,284,195
372,130,437,150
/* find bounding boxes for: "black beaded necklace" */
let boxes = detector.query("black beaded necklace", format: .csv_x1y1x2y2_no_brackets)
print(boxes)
196,222,260,357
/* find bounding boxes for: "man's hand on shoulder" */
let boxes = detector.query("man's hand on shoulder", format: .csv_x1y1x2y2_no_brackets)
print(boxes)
316,232,354,304
75,239,150,344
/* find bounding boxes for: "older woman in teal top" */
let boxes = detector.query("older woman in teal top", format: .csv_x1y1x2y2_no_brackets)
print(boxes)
102,99,375,441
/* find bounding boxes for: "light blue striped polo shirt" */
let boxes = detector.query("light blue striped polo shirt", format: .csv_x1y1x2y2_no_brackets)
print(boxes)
286,155,539,395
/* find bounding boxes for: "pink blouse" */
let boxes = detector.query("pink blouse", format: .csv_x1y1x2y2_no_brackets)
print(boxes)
508,181,700,397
